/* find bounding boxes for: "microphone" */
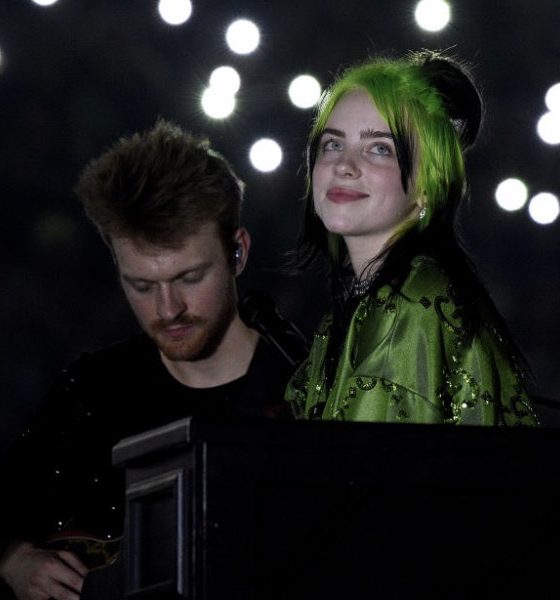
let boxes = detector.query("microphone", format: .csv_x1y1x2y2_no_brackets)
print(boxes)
239,290,310,368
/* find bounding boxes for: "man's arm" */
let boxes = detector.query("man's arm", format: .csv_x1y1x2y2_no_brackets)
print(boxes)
0,541,88,600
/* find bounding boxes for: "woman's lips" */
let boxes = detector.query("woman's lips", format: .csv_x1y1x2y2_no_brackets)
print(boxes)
326,187,369,203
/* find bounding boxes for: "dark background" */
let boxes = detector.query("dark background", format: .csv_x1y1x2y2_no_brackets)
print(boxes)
1,0,559,455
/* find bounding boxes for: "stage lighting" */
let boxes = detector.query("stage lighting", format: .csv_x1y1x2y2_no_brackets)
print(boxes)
545,83,560,113
414,0,451,32
495,178,528,212
158,0,192,26
201,87,235,119
31,0,59,6
226,19,260,55
537,111,560,145
288,75,321,109
209,66,241,95
249,139,282,172
528,192,559,225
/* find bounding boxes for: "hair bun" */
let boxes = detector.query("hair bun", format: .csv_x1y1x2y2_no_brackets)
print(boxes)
414,50,483,150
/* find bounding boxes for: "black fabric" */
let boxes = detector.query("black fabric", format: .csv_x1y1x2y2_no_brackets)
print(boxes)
0,333,294,555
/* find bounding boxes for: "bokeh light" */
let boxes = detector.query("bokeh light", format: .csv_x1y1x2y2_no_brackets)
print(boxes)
200,87,236,119
158,0,193,25
288,74,321,109
545,83,560,113
249,138,283,172
209,66,241,95
226,19,260,55
495,178,529,212
537,111,560,145
414,0,451,32
528,192,560,225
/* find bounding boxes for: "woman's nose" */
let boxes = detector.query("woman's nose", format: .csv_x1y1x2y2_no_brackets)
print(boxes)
334,150,361,178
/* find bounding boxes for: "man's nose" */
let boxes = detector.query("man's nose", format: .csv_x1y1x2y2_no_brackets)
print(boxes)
156,284,186,321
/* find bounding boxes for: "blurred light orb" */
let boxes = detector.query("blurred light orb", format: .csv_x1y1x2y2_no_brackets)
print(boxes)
495,178,528,212
31,0,59,5
537,111,560,145
158,0,192,26
414,0,451,32
249,138,282,172
288,74,321,109
528,192,560,225
209,66,241,95
545,82,560,113
226,19,260,54
201,87,235,119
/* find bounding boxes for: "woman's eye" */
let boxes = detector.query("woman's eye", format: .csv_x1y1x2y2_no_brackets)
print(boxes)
368,143,392,156
321,138,343,152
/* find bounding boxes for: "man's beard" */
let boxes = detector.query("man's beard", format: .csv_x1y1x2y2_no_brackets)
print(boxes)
148,302,236,362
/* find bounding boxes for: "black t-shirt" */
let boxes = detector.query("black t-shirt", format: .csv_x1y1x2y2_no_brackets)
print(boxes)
1,333,294,551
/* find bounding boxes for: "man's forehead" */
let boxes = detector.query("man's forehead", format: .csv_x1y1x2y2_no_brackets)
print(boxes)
113,222,228,275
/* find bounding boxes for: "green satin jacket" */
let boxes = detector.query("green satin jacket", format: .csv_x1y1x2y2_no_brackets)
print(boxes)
286,256,538,426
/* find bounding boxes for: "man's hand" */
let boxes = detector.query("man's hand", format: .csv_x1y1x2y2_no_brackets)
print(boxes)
0,541,88,600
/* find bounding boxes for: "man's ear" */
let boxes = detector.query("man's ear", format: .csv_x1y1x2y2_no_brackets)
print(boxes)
232,227,251,275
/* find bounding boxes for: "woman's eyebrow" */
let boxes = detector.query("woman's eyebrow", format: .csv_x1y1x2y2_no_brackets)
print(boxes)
321,127,345,137
360,128,394,140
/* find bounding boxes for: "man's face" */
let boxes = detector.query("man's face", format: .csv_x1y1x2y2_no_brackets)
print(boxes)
113,222,239,362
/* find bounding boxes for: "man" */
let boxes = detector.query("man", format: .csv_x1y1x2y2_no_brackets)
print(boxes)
0,120,299,599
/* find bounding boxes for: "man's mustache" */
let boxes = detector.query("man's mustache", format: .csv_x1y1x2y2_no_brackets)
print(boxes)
150,314,206,333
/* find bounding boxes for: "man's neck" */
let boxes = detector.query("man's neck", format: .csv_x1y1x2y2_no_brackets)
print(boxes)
160,314,260,389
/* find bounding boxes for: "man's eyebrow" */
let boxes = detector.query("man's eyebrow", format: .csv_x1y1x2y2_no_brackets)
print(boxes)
121,263,209,284
360,128,394,140
121,273,151,284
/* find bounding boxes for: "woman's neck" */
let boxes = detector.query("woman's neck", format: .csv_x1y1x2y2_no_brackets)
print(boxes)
344,233,387,279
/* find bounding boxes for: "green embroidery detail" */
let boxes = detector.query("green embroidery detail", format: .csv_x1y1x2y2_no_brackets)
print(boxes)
391,394,403,405
396,409,409,422
481,391,493,405
384,302,396,313
434,295,468,339
381,379,397,393
419,296,431,308
356,376,377,391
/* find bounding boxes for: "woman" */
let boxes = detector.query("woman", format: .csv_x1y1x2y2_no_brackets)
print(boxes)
286,50,538,426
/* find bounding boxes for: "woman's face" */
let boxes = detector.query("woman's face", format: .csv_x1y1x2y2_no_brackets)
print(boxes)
312,89,420,250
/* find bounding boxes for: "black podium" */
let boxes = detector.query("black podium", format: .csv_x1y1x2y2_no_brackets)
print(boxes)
105,418,560,599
